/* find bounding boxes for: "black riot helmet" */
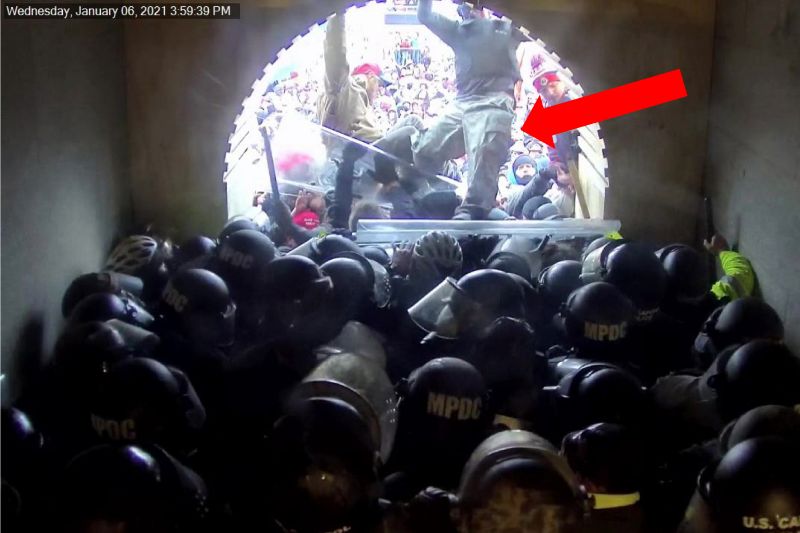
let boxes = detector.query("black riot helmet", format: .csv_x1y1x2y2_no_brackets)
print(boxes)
68,292,155,330
693,297,784,363
172,235,217,270
543,362,647,434
562,423,645,494
288,233,362,265
719,405,800,454
396,358,491,487
159,268,236,347
562,282,635,359
507,272,542,324
408,269,526,341
581,241,667,322
218,215,259,242
330,251,392,309
320,257,373,318
89,358,206,450
458,269,526,323
680,437,800,533
485,251,532,281
52,321,131,396
708,340,800,421
214,229,276,294
362,246,391,267
539,260,583,312
59,443,209,533
1,408,45,507
62,272,144,318
656,244,709,304
260,256,338,346
269,396,380,533
456,430,588,533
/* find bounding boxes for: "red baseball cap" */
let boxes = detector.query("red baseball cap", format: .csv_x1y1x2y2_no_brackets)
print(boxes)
352,63,392,86
293,211,320,230
534,71,560,88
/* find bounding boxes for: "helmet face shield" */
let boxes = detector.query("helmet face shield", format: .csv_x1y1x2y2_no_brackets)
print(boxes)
408,278,479,340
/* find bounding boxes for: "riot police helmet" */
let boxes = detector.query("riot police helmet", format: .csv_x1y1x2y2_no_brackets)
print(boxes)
59,443,209,533
62,272,144,318
682,437,800,533
159,268,236,347
657,244,709,304
172,235,217,270
539,260,583,311
218,215,259,242
214,229,276,293
582,241,667,322
694,297,784,361
710,340,800,421
456,430,588,533
719,405,800,453
90,358,206,447
68,292,155,330
562,282,634,358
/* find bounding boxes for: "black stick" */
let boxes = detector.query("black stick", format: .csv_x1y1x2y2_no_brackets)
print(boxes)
704,196,716,278
704,197,715,241
259,126,280,199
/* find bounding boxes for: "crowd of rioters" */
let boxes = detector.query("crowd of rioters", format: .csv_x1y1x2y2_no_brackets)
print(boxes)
3,190,800,533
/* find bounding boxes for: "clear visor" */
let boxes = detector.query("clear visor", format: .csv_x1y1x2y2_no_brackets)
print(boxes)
407,278,474,340
368,259,392,309
579,244,607,285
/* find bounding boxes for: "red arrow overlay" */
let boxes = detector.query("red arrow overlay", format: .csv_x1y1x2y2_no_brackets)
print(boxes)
521,69,688,148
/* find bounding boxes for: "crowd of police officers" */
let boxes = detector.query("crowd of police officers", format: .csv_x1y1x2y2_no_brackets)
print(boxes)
2,209,800,533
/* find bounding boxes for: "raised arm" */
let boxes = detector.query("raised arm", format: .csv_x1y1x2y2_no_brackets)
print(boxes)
323,13,349,92
417,0,459,46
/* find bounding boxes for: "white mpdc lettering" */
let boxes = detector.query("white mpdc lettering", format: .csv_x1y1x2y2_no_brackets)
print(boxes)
219,245,254,269
162,284,189,313
91,414,137,440
584,321,627,341
427,393,482,420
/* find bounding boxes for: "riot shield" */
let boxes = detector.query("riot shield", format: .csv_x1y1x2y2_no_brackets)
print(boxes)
293,353,398,462
264,115,459,208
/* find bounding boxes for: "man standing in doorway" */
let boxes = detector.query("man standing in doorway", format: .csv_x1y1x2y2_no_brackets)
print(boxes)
317,13,390,143
413,0,524,220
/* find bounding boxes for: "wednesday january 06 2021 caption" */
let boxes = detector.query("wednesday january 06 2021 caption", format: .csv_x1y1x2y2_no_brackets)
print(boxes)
2,3,240,19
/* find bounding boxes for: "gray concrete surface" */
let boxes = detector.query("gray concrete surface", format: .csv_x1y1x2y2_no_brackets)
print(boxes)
703,0,800,352
1,20,131,401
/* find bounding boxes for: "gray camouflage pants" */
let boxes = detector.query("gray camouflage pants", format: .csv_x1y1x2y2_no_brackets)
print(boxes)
413,92,515,214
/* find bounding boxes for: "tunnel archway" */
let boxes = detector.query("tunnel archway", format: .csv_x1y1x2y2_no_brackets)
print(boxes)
223,0,609,222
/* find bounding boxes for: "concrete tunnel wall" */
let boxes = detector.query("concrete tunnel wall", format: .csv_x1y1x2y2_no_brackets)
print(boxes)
1,20,132,401
704,0,800,352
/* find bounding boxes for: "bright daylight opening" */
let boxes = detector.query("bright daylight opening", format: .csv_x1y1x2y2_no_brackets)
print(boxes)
223,0,610,242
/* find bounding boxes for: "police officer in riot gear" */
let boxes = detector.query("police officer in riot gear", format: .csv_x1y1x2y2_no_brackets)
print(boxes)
677,437,800,533
52,443,211,533
387,357,492,499
562,423,647,533
454,430,589,533
692,296,784,369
